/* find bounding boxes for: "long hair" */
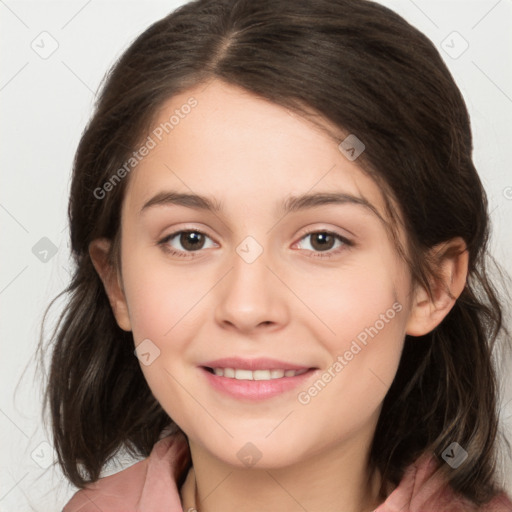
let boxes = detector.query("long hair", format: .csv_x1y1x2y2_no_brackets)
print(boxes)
39,0,511,504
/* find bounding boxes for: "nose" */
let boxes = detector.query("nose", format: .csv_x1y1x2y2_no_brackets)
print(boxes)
214,249,289,334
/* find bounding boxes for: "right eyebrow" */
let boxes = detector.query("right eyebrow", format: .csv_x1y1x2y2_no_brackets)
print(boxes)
140,191,222,214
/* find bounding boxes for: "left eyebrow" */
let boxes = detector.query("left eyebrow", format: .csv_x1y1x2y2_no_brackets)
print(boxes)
280,192,384,222
139,190,384,222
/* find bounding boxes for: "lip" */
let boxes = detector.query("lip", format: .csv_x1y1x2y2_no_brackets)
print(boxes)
200,357,313,371
199,365,319,401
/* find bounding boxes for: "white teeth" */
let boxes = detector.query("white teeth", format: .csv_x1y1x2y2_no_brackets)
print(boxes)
210,368,309,380
235,369,253,380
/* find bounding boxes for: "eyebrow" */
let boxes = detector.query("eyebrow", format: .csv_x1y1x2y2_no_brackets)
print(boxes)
140,190,384,221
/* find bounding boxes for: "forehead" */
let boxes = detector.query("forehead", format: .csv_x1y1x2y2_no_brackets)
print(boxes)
122,79,390,221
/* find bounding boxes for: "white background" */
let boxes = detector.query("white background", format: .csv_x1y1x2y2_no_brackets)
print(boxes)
1,0,511,510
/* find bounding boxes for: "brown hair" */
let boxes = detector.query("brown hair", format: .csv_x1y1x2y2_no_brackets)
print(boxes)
39,0,511,505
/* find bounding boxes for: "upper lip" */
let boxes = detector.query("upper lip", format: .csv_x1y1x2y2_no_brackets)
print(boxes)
200,357,315,371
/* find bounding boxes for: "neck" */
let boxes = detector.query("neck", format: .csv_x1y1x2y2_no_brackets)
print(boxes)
180,435,384,512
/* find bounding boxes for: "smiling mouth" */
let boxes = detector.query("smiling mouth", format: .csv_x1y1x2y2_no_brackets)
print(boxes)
202,366,315,381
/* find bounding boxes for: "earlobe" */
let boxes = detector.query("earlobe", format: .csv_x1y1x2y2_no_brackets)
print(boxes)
89,238,132,332
406,237,468,337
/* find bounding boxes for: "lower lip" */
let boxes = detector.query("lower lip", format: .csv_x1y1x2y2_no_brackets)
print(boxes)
200,367,318,401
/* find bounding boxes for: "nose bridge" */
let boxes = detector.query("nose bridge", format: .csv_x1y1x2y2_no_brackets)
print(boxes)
214,235,287,331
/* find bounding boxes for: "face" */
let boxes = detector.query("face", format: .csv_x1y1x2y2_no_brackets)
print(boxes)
106,79,416,469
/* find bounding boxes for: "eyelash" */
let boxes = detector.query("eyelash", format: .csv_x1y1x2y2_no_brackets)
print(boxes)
157,229,353,259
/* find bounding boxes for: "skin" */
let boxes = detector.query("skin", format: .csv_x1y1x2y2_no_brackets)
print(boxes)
90,79,468,512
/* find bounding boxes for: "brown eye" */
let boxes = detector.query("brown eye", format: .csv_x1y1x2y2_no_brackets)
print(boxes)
309,232,336,251
296,231,352,258
179,231,206,251
159,229,216,256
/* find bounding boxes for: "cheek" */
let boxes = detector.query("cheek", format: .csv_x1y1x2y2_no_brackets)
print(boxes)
299,252,406,345
120,253,204,421
294,255,408,422
297,297,405,436
122,250,208,342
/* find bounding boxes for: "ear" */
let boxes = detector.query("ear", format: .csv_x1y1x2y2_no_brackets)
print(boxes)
89,238,132,332
406,237,468,337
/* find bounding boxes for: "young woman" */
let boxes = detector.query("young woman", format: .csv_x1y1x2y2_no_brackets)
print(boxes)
41,0,512,510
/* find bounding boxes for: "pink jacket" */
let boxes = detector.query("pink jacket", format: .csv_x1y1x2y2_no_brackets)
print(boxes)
63,431,512,512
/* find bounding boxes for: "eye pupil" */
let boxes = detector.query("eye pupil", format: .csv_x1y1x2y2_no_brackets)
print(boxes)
311,232,335,251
